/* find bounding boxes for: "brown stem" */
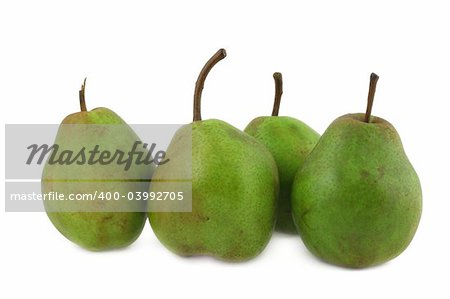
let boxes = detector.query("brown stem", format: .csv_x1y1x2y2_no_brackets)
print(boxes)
271,72,283,116
79,78,87,112
364,73,379,123
193,49,227,121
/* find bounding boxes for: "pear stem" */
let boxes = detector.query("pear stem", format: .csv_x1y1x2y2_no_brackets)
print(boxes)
193,49,227,122
79,78,87,112
364,73,379,123
271,72,283,116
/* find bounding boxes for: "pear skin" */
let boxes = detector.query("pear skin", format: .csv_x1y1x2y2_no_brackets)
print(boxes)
42,80,153,251
291,74,422,268
148,49,279,261
245,73,319,233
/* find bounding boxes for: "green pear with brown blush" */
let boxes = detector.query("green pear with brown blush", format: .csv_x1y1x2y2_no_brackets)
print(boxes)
245,73,320,233
42,80,154,251
148,49,279,261
291,73,422,268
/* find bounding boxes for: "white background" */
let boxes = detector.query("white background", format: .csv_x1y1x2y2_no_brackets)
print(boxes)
1,0,449,298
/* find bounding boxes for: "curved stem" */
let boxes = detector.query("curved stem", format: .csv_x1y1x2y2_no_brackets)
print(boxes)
79,78,87,112
271,72,283,116
364,73,379,123
193,49,227,121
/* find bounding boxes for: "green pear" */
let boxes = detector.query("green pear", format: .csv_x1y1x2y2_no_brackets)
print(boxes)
148,49,279,261
245,73,320,233
291,73,422,268
42,79,154,251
